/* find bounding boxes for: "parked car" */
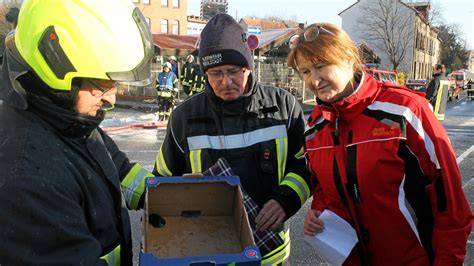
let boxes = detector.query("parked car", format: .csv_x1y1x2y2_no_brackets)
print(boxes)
365,69,399,84
405,79,427,92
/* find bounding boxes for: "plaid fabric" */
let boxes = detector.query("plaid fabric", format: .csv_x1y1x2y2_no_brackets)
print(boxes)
203,158,285,256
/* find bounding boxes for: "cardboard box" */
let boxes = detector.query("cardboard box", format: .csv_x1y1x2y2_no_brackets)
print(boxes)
139,176,261,266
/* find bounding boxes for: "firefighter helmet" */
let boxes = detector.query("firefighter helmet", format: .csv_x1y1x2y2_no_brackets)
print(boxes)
14,0,154,90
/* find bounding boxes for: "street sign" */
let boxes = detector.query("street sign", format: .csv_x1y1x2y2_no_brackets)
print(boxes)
247,26,262,35
247,34,259,50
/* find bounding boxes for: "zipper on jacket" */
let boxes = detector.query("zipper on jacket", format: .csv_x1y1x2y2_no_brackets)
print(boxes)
346,135,361,204
331,116,340,145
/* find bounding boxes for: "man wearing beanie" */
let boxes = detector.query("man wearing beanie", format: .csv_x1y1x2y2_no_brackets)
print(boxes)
153,13,311,265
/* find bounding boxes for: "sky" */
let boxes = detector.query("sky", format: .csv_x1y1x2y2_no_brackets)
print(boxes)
188,0,474,49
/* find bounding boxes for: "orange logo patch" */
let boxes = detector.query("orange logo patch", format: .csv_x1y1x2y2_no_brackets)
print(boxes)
372,126,401,136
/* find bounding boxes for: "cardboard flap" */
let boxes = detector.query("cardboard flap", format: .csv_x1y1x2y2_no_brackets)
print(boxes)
146,176,241,187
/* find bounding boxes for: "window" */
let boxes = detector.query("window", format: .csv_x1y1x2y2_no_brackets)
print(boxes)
161,0,167,6
173,0,179,8
172,20,179,34
161,19,168,33
143,0,150,4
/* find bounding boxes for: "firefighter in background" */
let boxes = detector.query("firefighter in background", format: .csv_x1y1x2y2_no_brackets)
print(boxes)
467,79,474,101
425,64,449,121
189,63,206,96
180,54,197,96
168,55,179,77
156,62,178,120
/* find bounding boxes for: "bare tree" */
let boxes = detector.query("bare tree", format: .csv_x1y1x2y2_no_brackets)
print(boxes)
357,0,414,71
426,0,443,26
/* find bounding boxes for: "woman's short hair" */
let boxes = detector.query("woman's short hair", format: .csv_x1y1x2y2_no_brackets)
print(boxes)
287,23,363,72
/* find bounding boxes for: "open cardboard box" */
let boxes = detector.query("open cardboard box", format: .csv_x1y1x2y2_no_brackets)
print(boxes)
139,176,261,265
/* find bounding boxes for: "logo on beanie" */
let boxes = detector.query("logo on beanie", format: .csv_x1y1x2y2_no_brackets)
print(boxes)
202,53,222,67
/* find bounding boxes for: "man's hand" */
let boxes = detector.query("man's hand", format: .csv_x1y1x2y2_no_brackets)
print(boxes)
304,209,324,236
255,199,286,231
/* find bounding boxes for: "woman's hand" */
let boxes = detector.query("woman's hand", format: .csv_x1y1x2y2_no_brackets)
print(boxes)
304,209,324,236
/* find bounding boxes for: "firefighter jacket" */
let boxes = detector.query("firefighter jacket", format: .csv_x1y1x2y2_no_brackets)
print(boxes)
180,62,197,87
425,73,449,121
153,75,311,265
425,73,445,102
190,64,206,94
305,73,472,265
0,52,152,265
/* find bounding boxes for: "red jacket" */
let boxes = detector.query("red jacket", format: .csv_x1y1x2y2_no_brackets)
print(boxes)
305,73,472,265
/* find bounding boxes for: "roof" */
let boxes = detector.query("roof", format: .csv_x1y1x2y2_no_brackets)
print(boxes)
256,28,300,53
338,0,437,32
240,18,288,30
338,0,359,16
152,34,200,56
151,28,300,56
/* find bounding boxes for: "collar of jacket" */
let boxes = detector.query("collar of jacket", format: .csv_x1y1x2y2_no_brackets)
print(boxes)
28,94,105,138
309,72,381,125
204,72,258,115
0,45,30,110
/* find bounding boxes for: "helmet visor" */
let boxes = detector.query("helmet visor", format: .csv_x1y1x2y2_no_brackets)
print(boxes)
108,8,153,86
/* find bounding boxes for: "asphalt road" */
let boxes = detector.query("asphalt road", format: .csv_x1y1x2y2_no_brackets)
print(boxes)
106,91,474,265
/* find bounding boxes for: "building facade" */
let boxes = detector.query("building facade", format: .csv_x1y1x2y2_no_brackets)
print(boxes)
200,0,227,20
0,0,22,4
339,0,440,79
133,0,188,34
187,15,207,35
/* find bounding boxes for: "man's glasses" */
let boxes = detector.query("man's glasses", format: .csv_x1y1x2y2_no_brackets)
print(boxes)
87,79,118,98
288,25,335,50
206,66,246,81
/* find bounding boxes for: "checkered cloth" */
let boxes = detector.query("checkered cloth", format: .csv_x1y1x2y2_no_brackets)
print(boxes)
203,157,284,256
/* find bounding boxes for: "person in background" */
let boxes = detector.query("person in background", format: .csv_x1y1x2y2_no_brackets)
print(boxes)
153,13,311,265
189,63,206,96
0,0,155,265
425,63,450,121
425,64,447,106
168,55,179,77
156,62,178,120
180,54,197,96
288,22,472,265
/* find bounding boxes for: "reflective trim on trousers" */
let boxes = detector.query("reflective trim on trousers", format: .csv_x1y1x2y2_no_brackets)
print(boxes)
261,229,291,266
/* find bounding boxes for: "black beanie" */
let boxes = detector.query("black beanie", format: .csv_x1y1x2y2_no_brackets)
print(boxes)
198,13,253,72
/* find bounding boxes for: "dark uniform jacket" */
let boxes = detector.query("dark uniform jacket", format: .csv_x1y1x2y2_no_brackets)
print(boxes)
425,72,446,104
153,75,311,264
0,51,150,265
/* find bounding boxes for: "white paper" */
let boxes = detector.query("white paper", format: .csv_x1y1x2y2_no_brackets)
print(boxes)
304,209,358,266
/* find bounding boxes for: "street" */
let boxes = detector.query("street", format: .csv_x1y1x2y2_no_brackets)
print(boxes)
105,91,474,265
